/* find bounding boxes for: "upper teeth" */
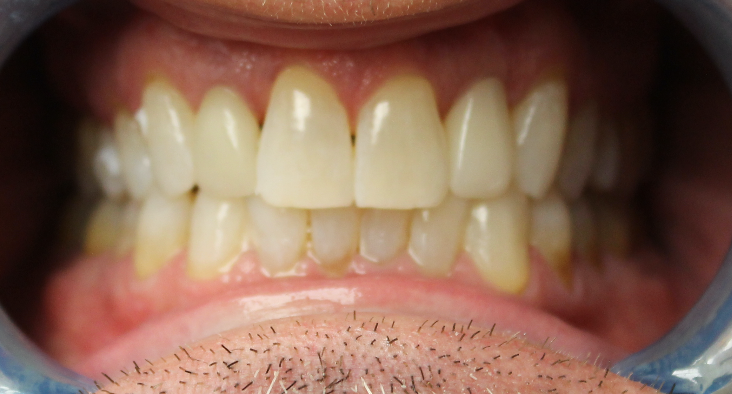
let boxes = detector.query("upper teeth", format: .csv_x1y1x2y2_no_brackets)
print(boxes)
79,66,642,293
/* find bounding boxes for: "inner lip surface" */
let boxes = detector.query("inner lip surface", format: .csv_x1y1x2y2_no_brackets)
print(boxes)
0,0,728,392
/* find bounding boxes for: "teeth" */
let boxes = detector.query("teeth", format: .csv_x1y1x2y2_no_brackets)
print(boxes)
409,195,469,276
84,199,124,255
359,209,410,263
134,190,193,278
595,198,633,258
114,111,153,200
257,67,353,208
557,103,599,200
446,79,513,199
92,131,126,200
76,119,101,197
464,189,530,294
247,196,307,274
310,207,360,270
188,193,249,279
513,77,569,199
115,201,140,257
194,87,259,198
354,75,448,209
570,198,598,266
591,121,620,191
529,191,572,285
140,80,196,197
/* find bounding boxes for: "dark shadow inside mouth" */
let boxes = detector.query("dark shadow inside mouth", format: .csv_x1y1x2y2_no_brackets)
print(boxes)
0,0,728,373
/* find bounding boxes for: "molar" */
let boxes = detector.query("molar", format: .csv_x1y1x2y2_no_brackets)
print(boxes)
570,198,599,267
257,67,354,208
247,196,308,275
194,87,259,198
114,111,153,200
310,206,360,271
354,75,448,209
530,191,572,286
409,194,469,276
446,78,513,199
591,120,620,192
359,209,411,264
557,102,599,200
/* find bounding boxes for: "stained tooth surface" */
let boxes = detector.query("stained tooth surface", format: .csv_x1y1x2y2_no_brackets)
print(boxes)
591,121,620,191
409,195,469,276
135,191,193,278
140,80,195,197
247,196,307,274
114,112,153,200
465,189,530,294
92,131,126,200
446,79,513,199
359,209,410,264
513,77,569,199
570,198,598,266
84,199,124,255
194,87,259,198
188,194,249,279
557,103,599,200
530,191,572,285
310,207,359,270
354,75,448,209
257,67,353,208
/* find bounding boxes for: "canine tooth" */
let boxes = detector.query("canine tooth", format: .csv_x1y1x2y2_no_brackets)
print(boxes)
446,79,513,198
557,103,599,200
354,75,448,209
409,195,469,276
311,207,359,270
530,191,572,285
140,80,195,197
115,201,140,257
134,190,192,278
513,77,569,199
257,67,353,208
248,196,307,274
194,87,259,198
591,121,620,191
465,189,530,294
570,198,598,266
93,131,126,200
84,199,124,255
114,111,153,199
188,193,249,279
359,209,410,264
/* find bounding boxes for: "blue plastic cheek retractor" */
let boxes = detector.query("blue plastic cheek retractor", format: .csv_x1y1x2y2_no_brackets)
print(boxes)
2,0,732,393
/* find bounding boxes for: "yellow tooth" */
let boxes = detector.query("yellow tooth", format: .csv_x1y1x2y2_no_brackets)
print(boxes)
409,195,469,276
310,206,360,271
247,196,307,275
114,111,153,200
570,198,599,267
187,193,249,279
134,190,193,278
115,201,140,257
359,209,410,264
194,87,259,198
591,121,620,192
84,199,124,255
140,80,195,197
557,102,599,200
513,77,569,199
257,67,353,208
354,75,448,209
530,191,572,286
446,79,513,199
465,189,530,294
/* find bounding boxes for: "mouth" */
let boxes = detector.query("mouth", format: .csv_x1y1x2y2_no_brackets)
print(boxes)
0,0,727,392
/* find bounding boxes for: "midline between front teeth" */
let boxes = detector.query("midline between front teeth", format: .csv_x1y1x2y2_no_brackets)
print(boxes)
77,65,641,293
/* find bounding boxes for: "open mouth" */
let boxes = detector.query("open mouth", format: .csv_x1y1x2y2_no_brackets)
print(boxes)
0,0,728,392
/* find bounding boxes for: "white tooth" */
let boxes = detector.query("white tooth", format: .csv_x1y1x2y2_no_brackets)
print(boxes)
464,189,530,294
446,79,513,199
76,119,101,197
84,199,124,255
310,206,359,270
194,87,259,198
257,67,353,208
247,196,307,274
513,77,569,199
92,131,126,200
570,198,598,266
409,195,469,276
115,201,140,257
530,191,572,285
557,103,599,200
140,80,195,197
354,75,448,209
188,193,248,279
134,190,192,278
591,121,620,191
114,111,153,200
359,209,410,264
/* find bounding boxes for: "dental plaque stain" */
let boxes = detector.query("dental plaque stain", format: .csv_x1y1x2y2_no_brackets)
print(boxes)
93,314,655,394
